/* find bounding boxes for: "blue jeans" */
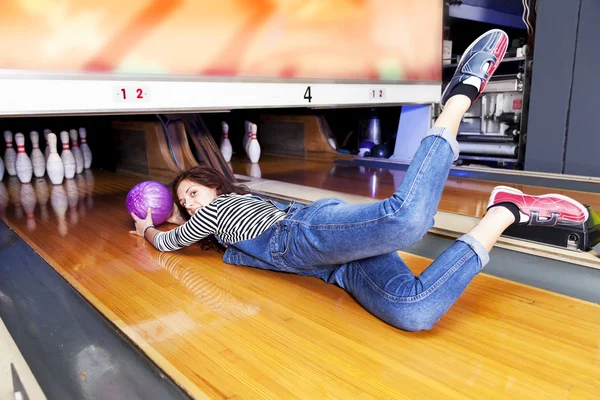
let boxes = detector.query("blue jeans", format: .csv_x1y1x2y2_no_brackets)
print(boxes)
224,127,490,331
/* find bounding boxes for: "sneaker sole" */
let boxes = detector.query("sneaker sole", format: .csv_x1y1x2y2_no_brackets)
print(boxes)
490,185,523,195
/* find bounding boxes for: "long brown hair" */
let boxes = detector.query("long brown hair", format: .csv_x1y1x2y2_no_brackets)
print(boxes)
171,166,250,251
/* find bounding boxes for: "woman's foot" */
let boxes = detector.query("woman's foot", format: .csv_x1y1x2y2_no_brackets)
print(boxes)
440,29,509,108
487,186,589,226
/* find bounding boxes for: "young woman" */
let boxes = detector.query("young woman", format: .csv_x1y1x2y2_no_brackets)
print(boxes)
130,30,588,331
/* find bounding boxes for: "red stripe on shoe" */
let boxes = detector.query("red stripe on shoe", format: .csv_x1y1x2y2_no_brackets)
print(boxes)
479,34,508,96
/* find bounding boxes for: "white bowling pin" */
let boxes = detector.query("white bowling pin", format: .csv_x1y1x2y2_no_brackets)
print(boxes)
220,122,232,162
60,131,76,179
30,131,46,178
0,156,4,181
79,127,92,169
243,120,253,152
20,183,37,231
43,129,52,160
69,129,84,174
15,133,33,183
46,133,65,185
247,123,261,163
3,130,17,176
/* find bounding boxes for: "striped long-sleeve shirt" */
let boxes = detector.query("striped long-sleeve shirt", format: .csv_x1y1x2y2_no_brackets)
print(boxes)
153,194,287,251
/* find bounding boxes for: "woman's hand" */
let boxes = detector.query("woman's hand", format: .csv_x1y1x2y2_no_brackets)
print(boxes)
167,203,186,226
129,208,154,237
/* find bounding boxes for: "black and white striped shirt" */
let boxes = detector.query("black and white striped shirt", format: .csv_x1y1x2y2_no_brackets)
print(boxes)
153,194,287,251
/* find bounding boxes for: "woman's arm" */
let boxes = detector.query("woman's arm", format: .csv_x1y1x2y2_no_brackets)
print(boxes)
166,203,186,226
129,205,218,252
141,204,184,245
144,226,160,243
129,207,156,239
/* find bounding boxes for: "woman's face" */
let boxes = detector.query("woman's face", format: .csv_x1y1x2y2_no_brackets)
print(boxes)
176,179,218,216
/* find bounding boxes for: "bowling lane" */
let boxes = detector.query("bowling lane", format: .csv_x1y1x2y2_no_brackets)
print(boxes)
230,154,600,218
2,170,600,399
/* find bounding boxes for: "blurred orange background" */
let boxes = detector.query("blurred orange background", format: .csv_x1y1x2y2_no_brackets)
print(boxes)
0,0,441,81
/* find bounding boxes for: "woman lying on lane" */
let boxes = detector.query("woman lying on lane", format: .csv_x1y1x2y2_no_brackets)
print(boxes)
130,30,588,331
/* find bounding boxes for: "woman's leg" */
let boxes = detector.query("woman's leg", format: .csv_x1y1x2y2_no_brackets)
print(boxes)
281,30,510,267
320,187,588,331
327,210,512,331
325,235,490,331
284,109,461,266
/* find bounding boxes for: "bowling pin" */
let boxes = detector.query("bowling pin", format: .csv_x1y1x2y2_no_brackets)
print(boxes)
30,131,46,178
79,127,92,169
328,137,337,149
60,131,76,179
220,122,232,162
46,133,65,185
20,183,37,231
0,156,4,181
43,129,52,160
246,123,261,163
243,120,251,152
15,133,33,183
69,129,84,174
3,130,17,176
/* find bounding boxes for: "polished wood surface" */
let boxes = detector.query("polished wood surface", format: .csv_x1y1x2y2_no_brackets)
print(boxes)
112,121,181,182
177,114,236,182
259,115,353,161
230,154,600,218
1,171,599,399
167,120,200,170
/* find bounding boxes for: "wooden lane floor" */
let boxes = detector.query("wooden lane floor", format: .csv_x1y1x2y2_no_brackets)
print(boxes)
1,171,600,399
230,155,600,218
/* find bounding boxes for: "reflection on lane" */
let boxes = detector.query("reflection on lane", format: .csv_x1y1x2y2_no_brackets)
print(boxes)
3,171,98,235
20,183,37,231
154,251,260,319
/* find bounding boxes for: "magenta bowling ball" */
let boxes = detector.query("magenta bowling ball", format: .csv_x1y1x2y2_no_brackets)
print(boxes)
126,181,173,225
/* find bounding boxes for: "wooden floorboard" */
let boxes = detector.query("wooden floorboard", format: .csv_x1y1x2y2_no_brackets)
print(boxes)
1,170,599,399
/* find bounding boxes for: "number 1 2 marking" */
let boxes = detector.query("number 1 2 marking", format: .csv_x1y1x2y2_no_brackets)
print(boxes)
120,88,145,100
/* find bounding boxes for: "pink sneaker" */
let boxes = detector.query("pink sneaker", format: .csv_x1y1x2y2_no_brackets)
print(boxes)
487,186,589,226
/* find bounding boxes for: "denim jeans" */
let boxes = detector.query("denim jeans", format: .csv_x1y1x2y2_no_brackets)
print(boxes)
223,127,490,331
